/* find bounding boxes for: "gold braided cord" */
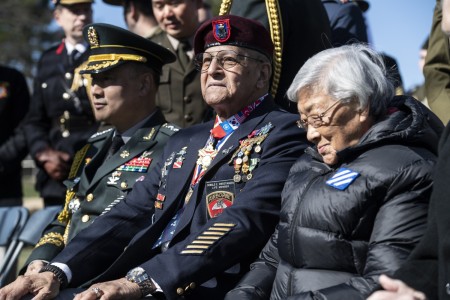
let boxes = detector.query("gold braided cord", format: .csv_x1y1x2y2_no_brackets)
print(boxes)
88,54,147,63
83,60,120,72
219,0,232,15
57,144,90,224
219,0,283,98
63,220,71,245
265,0,283,98
34,232,64,248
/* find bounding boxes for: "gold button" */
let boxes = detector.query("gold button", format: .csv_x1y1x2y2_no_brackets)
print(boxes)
63,92,70,100
65,72,72,80
120,182,128,189
82,215,90,222
86,193,94,201
176,288,184,295
189,282,196,289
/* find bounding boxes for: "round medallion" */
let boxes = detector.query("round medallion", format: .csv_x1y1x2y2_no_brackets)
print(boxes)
235,157,243,165
254,145,262,153
233,174,242,183
201,155,212,168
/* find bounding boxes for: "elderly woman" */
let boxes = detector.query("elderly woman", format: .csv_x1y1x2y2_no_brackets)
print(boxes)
225,44,443,299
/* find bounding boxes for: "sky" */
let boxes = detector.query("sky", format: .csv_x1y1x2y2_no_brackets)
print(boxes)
91,0,436,92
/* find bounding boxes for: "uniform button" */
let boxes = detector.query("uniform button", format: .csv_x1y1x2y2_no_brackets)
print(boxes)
41,82,48,89
446,283,450,295
176,288,184,295
63,92,70,100
62,130,70,138
183,96,192,103
81,215,90,222
189,282,196,289
86,193,94,202
184,114,193,122
120,182,128,189
65,72,72,80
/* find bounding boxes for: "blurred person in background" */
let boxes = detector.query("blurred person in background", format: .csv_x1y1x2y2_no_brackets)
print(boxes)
0,65,30,207
102,0,162,38
24,0,99,206
150,0,213,128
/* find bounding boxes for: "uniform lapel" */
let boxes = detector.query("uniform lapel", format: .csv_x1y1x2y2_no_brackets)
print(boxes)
88,111,166,189
155,124,212,218
78,131,114,193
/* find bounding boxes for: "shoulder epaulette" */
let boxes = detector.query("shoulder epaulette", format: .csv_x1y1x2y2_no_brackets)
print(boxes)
88,128,113,142
160,123,180,137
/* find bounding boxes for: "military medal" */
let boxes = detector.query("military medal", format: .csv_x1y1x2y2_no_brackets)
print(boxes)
197,143,217,171
173,147,187,169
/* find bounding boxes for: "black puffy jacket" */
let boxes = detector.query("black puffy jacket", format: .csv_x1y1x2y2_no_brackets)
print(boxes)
226,96,443,300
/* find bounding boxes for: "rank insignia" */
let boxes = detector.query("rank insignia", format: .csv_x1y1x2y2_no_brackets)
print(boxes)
212,19,231,43
205,180,235,218
326,168,360,191
180,223,236,255
120,150,130,158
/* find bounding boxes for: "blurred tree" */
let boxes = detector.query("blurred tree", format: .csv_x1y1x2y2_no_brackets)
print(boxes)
0,0,61,81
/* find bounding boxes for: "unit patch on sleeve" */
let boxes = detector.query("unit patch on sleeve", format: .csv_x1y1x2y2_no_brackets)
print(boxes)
326,167,360,191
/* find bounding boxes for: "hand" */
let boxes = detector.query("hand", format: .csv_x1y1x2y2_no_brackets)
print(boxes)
36,148,71,181
74,278,142,300
367,275,427,300
25,260,47,275
0,272,60,300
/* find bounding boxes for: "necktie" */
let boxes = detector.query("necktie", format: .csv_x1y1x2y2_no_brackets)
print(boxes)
70,49,80,66
107,134,124,160
177,41,191,71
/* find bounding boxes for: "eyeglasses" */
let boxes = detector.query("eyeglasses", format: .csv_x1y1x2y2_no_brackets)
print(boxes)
194,50,264,73
296,100,342,129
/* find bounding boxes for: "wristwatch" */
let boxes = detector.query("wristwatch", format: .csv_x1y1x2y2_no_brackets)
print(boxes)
39,264,68,289
125,267,157,296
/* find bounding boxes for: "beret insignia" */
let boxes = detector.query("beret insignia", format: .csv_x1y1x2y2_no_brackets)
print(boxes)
212,19,231,43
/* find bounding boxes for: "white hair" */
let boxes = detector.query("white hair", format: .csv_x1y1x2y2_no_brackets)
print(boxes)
286,44,395,119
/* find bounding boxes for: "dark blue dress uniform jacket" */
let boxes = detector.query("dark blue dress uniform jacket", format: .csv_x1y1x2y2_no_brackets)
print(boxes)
52,98,308,299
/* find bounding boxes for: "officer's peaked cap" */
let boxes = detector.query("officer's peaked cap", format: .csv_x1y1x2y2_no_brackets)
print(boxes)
80,23,176,75
53,0,94,5
194,15,274,60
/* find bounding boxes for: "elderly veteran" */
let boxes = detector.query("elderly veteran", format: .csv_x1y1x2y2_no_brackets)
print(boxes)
225,44,444,300
0,21,177,291
0,15,308,300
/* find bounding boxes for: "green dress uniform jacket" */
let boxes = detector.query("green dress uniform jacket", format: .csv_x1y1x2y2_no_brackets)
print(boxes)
23,109,179,268
150,31,212,128
425,0,450,124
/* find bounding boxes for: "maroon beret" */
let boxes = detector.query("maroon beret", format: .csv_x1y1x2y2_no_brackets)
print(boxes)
194,15,274,60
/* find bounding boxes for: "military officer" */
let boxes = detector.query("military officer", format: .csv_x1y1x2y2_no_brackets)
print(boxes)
0,15,308,300
150,0,213,128
24,0,99,206
219,0,331,113
20,23,178,275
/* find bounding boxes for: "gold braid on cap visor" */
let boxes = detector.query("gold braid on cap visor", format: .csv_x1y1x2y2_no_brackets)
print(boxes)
82,53,148,72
